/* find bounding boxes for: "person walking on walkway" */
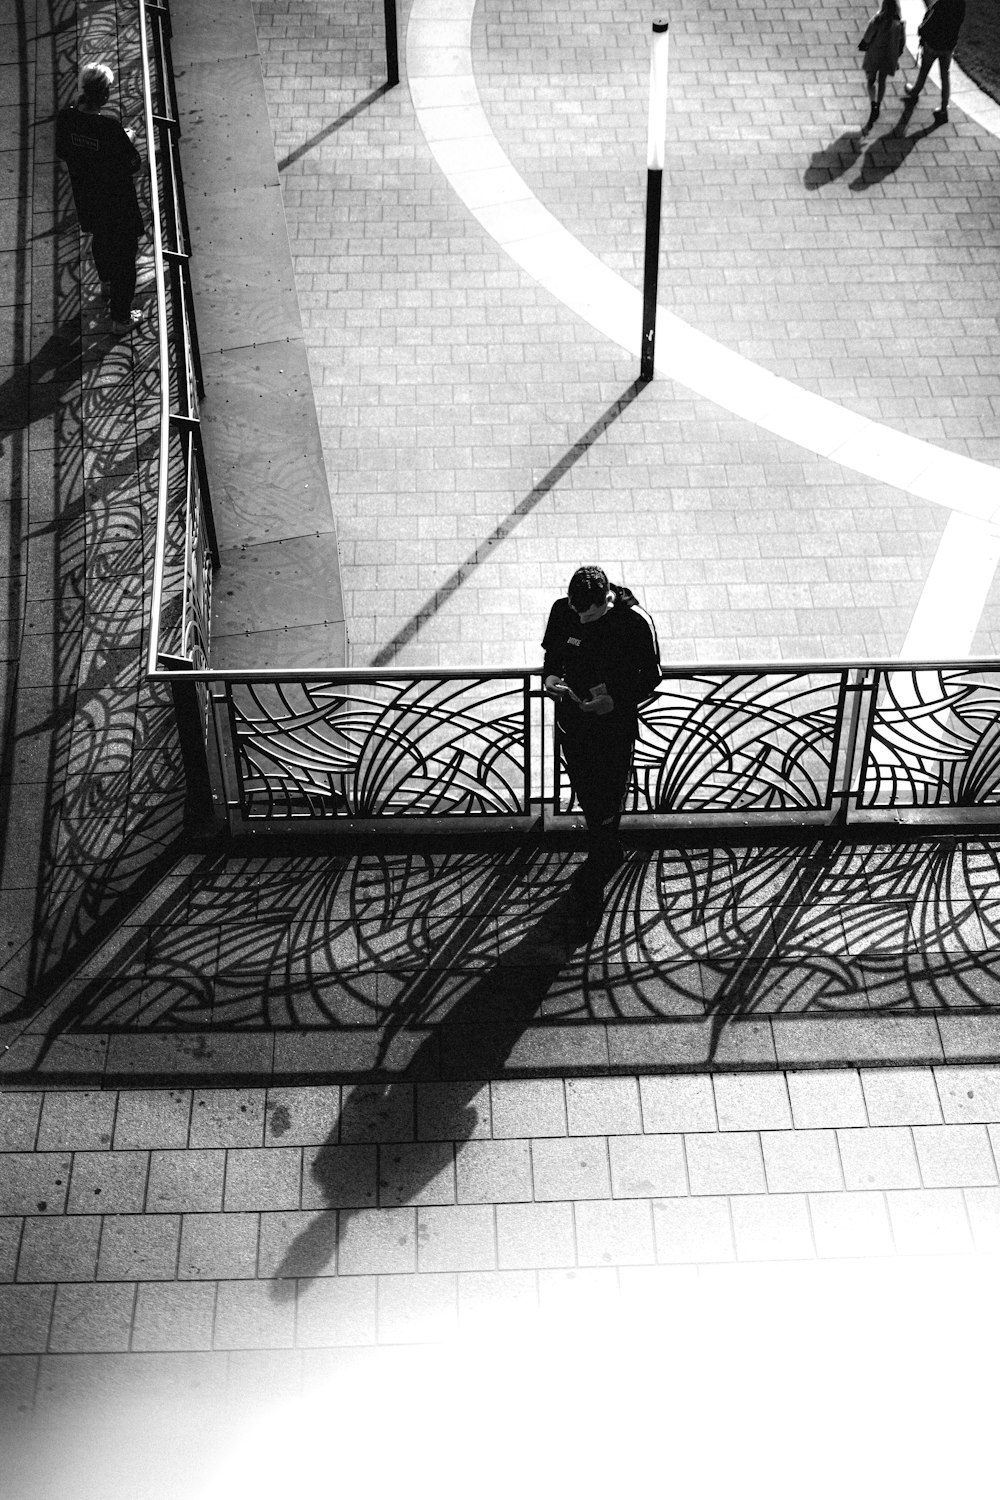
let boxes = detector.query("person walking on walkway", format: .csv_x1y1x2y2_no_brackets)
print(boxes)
858,0,906,134
904,0,967,124
56,63,145,333
542,566,661,929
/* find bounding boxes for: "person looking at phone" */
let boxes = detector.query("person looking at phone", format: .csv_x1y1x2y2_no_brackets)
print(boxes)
542,565,661,926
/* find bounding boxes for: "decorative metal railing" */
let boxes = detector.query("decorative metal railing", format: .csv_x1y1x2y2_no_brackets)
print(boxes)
140,2,1000,839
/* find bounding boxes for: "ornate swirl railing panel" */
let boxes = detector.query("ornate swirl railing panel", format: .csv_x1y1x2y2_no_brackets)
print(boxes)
858,668,1000,810
224,675,534,823
554,671,849,820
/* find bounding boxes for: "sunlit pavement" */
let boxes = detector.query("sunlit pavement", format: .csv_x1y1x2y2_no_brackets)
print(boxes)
3,0,1000,1494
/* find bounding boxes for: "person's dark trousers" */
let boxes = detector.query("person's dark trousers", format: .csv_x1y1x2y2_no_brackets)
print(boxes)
561,728,633,897
89,225,138,322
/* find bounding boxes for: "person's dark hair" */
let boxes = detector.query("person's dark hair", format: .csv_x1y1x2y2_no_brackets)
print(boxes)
567,565,609,612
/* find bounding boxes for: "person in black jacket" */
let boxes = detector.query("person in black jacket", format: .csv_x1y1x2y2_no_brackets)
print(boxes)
904,0,967,124
56,63,145,332
542,566,661,922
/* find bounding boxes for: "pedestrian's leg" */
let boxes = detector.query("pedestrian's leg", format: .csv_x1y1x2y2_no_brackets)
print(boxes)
106,235,139,324
905,48,932,100
876,69,887,107
89,226,112,284
936,52,951,117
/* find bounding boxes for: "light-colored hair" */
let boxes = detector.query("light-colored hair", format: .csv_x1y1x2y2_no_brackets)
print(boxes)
79,63,114,102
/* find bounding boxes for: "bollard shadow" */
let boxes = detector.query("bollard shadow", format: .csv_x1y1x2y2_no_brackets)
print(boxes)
370,380,648,667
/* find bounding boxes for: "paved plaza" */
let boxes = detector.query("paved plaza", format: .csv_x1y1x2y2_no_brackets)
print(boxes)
2,0,1000,1494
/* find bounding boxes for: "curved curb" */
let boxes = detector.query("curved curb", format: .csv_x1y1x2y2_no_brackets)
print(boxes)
407,0,1000,655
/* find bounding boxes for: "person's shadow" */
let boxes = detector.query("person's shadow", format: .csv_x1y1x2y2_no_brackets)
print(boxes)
804,131,863,190
850,113,941,191
269,869,586,1300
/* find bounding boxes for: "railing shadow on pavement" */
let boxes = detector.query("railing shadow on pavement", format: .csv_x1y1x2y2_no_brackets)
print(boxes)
34,830,1000,1037
0,0,191,1026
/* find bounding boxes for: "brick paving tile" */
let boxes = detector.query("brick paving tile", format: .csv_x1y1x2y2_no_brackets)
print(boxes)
377,1272,459,1344
608,1134,687,1199
48,1283,135,1353
0,1155,71,1217
256,1210,338,1281
787,1072,871,1130
713,1073,792,1131
265,1086,341,1146
96,1215,180,1282
16,1217,100,1283
213,1280,295,1350
222,1349,304,1418
223,1147,302,1211
66,1151,149,1216
0,1093,41,1150
456,1269,540,1338
885,1189,975,1257
146,1150,225,1214
0,1219,22,1282
491,1079,567,1138
639,1075,717,1133
530,1137,611,1201
808,1191,896,1259
618,1263,700,1321
293,1276,378,1348
574,1198,655,1267
130,1282,217,1352
302,1143,378,1210
565,1077,642,1135
377,1142,455,1207
761,1129,844,1194
652,1197,734,1263
0,1286,54,1354
336,1207,416,1276
685,1133,766,1196
496,1201,574,1270
339,1084,414,1143
837,1127,921,1191
112,1091,192,1150
990,1124,1000,1164
730,1195,815,1262
860,1068,944,1126
178,1213,259,1280
963,1187,1000,1252
935,1067,1000,1123
189,1090,267,1148
536,1267,621,1323
455,1139,532,1204
416,1082,492,1142
912,1125,999,1189
36,1092,116,1152
416,1204,495,1273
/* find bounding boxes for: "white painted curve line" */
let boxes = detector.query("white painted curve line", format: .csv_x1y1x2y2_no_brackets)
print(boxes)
407,0,1000,655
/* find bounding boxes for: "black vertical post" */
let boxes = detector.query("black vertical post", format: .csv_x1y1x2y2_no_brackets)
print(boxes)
384,0,399,87
640,169,662,382
640,17,669,383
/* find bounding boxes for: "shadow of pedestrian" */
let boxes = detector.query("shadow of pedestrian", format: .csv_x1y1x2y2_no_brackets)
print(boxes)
269,882,581,1298
803,131,863,189
850,116,940,190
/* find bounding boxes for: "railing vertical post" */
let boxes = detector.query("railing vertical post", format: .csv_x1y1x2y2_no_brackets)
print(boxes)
834,667,872,826
384,0,399,87
170,668,219,833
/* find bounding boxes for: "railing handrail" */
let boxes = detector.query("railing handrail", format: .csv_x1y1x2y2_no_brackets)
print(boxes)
143,655,1000,683
139,0,174,683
